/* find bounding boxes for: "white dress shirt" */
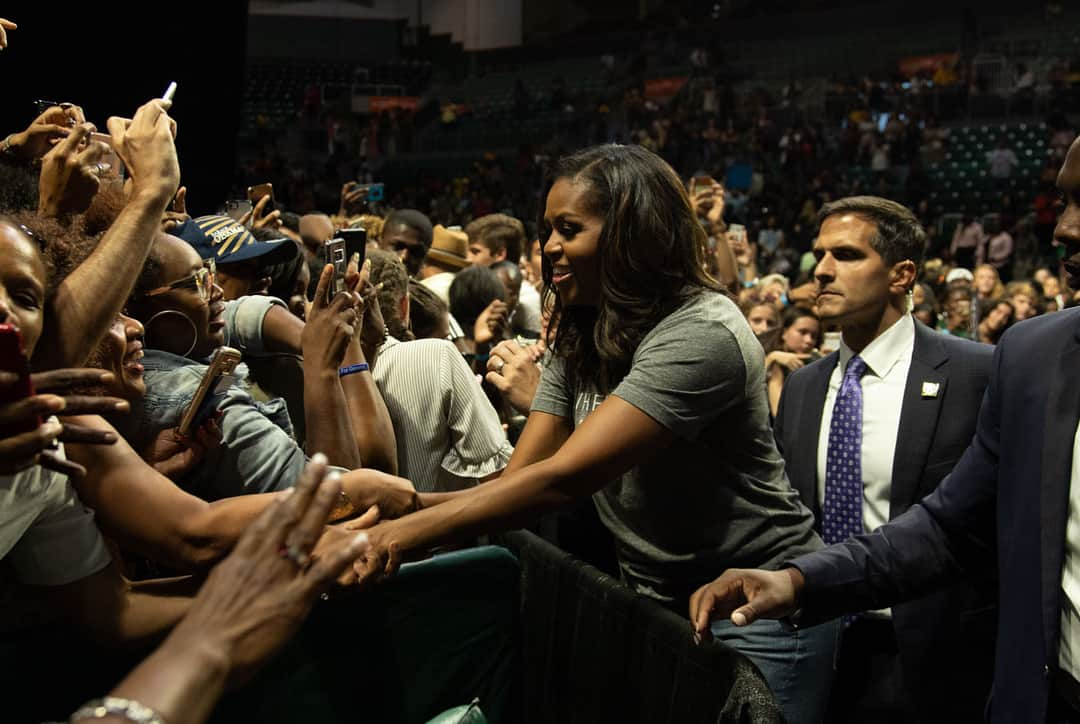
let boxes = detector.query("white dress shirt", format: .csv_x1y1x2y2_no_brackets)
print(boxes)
1058,421,1080,681
817,314,915,537
816,315,915,619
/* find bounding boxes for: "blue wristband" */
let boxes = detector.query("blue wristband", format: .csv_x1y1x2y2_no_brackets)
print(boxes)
338,363,370,377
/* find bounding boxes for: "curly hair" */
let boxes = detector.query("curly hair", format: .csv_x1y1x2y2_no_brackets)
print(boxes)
366,248,412,341
539,144,724,392
3,211,101,298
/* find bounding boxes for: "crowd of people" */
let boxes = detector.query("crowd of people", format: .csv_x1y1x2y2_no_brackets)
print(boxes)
9,10,1080,724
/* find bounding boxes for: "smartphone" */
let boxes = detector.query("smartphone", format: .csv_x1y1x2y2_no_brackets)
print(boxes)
822,331,842,352
0,325,39,440
88,132,125,180
690,174,716,194
176,347,241,438
338,228,367,268
247,182,274,212
728,223,747,243
225,199,252,221
345,182,384,204
323,238,347,300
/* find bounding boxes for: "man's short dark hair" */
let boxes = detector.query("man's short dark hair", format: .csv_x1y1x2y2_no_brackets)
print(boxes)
465,213,526,262
408,280,448,339
384,209,433,250
818,196,927,269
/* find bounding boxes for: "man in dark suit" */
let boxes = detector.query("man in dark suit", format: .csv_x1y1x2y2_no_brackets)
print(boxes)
689,136,1080,724
772,196,996,723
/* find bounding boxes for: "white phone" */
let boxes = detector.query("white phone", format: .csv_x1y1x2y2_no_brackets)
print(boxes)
822,331,842,352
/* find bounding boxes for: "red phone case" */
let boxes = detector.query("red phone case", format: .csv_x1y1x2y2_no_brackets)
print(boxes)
0,325,39,438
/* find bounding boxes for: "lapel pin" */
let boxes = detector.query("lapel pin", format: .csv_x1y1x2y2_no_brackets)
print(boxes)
921,382,940,399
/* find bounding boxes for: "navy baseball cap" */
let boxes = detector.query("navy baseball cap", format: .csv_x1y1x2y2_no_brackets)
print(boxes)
173,215,298,266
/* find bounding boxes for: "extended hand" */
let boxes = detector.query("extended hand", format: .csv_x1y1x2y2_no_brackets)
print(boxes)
689,567,803,635
161,455,373,685
340,468,420,522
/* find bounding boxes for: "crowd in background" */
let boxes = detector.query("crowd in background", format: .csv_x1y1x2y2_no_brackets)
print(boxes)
9,5,1080,723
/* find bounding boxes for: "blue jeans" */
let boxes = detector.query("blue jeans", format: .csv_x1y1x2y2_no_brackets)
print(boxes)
711,617,839,724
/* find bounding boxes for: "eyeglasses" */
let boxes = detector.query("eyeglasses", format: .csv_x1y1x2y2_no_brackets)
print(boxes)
143,259,216,300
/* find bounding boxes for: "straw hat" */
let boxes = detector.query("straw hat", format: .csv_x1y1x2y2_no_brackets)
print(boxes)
426,224,470,269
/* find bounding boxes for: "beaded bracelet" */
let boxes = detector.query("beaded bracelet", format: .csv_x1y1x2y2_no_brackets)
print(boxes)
70,697,166,724
338,362,370,377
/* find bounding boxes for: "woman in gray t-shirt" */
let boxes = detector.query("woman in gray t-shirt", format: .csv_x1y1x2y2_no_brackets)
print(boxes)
354,144,836,724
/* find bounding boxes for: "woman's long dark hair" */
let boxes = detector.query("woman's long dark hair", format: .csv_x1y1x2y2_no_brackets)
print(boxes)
539,144,725,392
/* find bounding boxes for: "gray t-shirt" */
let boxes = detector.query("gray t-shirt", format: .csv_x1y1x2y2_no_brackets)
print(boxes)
531,291,820,605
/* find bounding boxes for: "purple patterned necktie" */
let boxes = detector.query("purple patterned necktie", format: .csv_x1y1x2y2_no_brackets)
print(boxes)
822,355,869,547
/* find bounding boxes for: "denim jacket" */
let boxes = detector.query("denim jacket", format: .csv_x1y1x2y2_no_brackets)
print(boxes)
117,296,313,500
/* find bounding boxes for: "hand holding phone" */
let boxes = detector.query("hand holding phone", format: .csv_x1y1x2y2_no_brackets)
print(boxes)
323,238,348,302
177,347,241,438
247,182,275,213
337,228,367,269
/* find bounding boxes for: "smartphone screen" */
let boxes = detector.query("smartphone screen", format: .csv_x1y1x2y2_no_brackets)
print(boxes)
366,183,385,202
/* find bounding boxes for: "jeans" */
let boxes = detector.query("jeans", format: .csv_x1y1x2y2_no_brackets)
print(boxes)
711,617,839,724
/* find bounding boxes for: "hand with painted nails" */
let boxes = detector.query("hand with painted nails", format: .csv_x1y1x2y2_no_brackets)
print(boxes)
0,368,129,478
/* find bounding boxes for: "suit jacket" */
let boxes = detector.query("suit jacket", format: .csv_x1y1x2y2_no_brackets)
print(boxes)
792,307,1080,724
775,320,997,722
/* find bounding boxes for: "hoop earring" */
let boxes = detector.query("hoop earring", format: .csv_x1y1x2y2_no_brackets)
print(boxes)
144,310,199,358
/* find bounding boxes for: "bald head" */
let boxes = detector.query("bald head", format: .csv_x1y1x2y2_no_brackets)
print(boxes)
299,214,334,257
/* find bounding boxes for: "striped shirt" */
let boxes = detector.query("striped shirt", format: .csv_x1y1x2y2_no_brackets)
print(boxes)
373,337,513,492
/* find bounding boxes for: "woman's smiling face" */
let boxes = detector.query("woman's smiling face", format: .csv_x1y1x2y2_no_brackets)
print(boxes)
542,177,604,307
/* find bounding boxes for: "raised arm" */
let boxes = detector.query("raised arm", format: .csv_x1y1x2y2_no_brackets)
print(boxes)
336,259,398,473
35,99,179,369
299,265,364,469
66,415,288,571
361,395,674,575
